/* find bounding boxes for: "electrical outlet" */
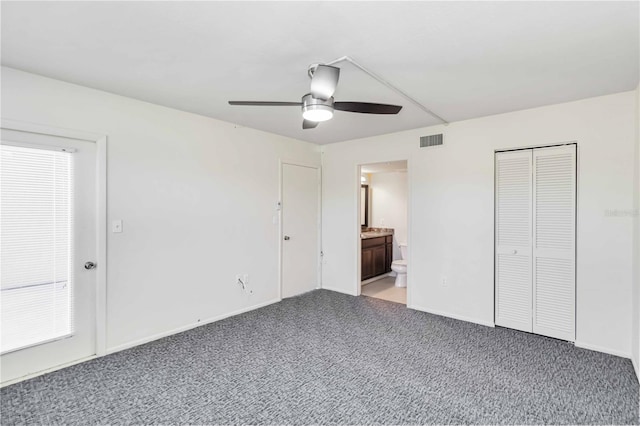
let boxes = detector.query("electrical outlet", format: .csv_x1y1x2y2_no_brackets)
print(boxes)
441,276,448,286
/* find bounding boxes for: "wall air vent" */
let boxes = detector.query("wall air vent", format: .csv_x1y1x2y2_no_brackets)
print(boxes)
420,134,443,148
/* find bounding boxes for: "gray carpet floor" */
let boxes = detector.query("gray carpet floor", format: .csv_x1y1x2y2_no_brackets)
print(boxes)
1,289,638,425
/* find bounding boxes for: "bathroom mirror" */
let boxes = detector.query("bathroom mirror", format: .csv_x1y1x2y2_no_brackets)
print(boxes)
360,184,369,227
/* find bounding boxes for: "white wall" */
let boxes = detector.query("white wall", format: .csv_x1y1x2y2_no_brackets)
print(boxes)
1,67,320,352
632,83,640,377
3,66,636,364
322,91,637,357
369,171,408,262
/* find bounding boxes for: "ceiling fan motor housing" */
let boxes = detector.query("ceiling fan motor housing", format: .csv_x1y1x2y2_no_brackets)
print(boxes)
302,94,334,122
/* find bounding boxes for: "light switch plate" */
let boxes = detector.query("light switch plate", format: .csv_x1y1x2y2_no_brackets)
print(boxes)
112,220,123,233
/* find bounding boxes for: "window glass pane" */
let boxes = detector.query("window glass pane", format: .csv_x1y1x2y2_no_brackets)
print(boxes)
1,144,74,353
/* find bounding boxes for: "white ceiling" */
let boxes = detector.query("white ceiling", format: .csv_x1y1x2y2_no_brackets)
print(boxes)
361,161,408,174
2,2,638,145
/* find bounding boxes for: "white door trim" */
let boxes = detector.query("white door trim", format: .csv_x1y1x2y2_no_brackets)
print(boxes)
406,158,414,307
356,164,363,295
278,160,322,301
1,118,107,358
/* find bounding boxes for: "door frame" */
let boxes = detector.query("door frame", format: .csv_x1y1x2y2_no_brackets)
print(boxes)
355,159,412,305
1,118,107,384
278,159,322,301
493,141,578,340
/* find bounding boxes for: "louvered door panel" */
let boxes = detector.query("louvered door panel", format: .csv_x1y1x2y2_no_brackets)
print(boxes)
496,254,531,325
495,150,532,332
533,145,576,341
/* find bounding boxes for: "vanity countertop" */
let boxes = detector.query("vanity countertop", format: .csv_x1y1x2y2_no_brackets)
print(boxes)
360,231,394,239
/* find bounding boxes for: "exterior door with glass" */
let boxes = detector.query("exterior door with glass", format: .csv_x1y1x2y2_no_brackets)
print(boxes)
1,128,97,384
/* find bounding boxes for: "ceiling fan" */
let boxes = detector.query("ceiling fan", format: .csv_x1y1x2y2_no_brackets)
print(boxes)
228,64,403,129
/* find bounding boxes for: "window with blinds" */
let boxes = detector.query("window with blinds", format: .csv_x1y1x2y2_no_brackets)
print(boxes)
1,144,74,353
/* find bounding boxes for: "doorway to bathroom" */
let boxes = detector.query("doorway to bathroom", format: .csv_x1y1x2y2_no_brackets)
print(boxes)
358,160,408,305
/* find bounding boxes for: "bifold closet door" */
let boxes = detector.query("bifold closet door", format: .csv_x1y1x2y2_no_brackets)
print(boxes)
532,145,576,341
495,150,533,333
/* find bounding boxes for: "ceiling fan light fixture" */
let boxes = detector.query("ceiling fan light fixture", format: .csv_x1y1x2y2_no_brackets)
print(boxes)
301,93,334,122
302,105,333,122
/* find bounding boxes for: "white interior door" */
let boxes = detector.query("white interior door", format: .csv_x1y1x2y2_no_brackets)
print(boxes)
1,129,97,384
281,163,319,298
532,145,576,341
495,150,533,332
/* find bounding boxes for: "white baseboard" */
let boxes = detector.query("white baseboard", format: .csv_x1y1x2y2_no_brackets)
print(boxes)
321,285,357,296
408,304,496,328
1,355,98,388
107,298,281,355
632,356,640,384
574,340,630,359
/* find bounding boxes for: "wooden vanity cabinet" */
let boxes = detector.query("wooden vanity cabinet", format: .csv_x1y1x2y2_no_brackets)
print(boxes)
361,247,374,279
361,235,393,280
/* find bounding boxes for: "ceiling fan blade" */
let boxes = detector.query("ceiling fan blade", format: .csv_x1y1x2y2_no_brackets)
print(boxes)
310,65,340,100
302,119,319,129
228,101,301,106
334,102,403,114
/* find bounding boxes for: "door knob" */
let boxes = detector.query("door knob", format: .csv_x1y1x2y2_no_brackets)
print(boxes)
284,235,290,241
84,261,96,270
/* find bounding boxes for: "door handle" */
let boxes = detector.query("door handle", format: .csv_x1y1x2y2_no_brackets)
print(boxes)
84,261,96,270
284,235,290,241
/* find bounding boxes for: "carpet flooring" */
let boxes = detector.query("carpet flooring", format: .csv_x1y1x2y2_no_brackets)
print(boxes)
1,290,638,424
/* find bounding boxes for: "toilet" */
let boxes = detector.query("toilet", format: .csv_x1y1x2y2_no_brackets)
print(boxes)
390,243,408,288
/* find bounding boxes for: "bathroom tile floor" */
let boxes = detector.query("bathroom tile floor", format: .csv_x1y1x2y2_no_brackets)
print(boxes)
361,276,406,304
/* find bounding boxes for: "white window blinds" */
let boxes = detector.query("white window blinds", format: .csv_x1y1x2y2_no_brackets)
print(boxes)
1,144,74,353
